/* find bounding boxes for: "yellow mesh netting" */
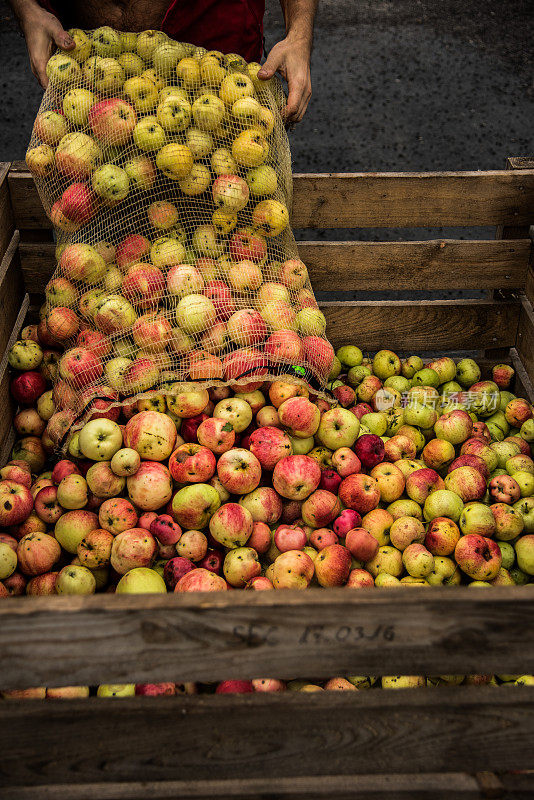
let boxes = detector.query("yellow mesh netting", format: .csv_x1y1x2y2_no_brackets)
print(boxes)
26,28,334,441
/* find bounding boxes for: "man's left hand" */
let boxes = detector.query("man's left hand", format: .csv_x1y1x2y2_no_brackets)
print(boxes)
257,36,312,125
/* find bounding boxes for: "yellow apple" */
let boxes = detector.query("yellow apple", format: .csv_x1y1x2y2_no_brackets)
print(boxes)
185,127,213,158
46,53,81,85
156,143,193,179
200,51,227,86
192,93,226,131
133,116,166,152
136,30,166,61
252,199,289,237
83,56,124,94
232,130,269,167
179,163,211,195
123,75,158,113
176,57,201,88
118,52,145,77
156,95,192,132
63,88,96,125
246,164,278,195
119,31,138,51
92,26,122,57
66,28,92,62
211,147,238,174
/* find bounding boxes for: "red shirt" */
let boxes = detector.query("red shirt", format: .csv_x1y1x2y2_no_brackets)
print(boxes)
38,0,265,63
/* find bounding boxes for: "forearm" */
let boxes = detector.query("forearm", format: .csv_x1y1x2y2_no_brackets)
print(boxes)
9,0,44,26
279,0,318,50
9,0,73,88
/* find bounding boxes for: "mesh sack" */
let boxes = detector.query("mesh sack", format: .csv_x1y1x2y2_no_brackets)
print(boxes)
25,28,335,439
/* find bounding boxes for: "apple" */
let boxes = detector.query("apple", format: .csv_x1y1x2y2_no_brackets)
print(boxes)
227,309,267,347
366,545,403,578
370,462,405,503
422,439,455,472
175,568,228,592
98,497,138,536
56,474,88,510
338,473,380,515
55,132,101,181
423,489,464,522
77,529,114,569
217,448,262,494
127,462,173,511
169,443,216,484
123,411,176,462
444,466,487,502
54,510,99,554
172,483,221,529
156,143,194,180
372,350,401,380
86,462,125,499
434,409,473,444
10,371,46,405
403,543,434,578
0,480,34,526
455,534,502,580
302,489,341,528
79,418,123,461
515,535,534,575
272,454,321,501
354,434,385,471
489,475,521,504
56,564,96,595
223,547,261,587
16,531,60,576
229,227,267,263
272,550,314,589
116,567,167,594
167,384,210,419
490,503,524,541
212,174,249,211
175,294,216,335
345,528,380,562
384,435,417,462
34,109,68,145
110,528,157,575
316,408,360,450
59,243,106,284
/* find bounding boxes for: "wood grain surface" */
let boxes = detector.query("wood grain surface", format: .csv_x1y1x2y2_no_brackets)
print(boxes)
1,588,534,690
1,688,533,787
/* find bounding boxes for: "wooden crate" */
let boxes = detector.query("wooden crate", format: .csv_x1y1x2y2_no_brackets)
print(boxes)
1,159,534,800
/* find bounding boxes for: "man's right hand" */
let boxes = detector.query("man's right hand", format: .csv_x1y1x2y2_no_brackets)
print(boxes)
10,1,75,88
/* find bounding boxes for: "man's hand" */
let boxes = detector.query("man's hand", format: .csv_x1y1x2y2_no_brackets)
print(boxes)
9,1,74,88
257,35,312,125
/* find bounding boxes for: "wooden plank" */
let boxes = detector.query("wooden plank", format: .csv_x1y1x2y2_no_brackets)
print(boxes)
0,162,15,262
8,163,534,230
0,294,30,467
510,347,534,404
320,299,519,352
304,239,530,291
0,231,24,357
1,688,533,786
4,773,482,800
515,297,534,392
18,239,531,295
1,588,534,690
501,772,534,799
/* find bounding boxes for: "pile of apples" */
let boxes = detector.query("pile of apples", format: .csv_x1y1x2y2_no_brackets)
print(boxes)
2,340,534,696
25,27,333,412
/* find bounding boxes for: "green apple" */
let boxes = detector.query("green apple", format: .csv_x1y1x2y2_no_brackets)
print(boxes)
246,165,278,196
401,355,424,379
514,471,534,497
56,565,96,595
92,26,122,57
498,390,516,412
328,356,342,381
92,164,129,202
498,541,515,570
97,684,136,698
156,95,192,132
337,345,363,369
520,419,534,442
316,407,360,449
412,368,440,388
79,418,123,461
384,375,411,393
133,116,166,151
347,365,372,387
186,127,214,158
515,534,534,575
372,349,401,380
116,567,167,593
423,489,464,522
456,358,481,388
118,52,145,77
441,380,463,396
510,567,530,585
360,412,388,436
289,435,315,455
403,401,437,429
153,42,187,75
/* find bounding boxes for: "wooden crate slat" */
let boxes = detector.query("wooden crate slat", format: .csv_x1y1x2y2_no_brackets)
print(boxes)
3,773,483,800
0,294,30,466
0,231,24,357
510,347,534,404
302,239,530,291
1,688,533,786
515,297,534,393
8,163,534,229
18,239,531,294
1,588,534,690
0,162,15,262
321,299,519,351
